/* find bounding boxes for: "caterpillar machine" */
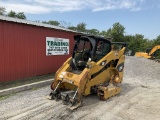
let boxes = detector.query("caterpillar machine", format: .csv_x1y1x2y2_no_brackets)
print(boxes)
48,35,127,110
135,45,160,62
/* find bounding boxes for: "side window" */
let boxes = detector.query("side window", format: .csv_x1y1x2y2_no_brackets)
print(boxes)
97,41,103,53
84,41,91,51
96,41,110,55
103,42,110,54
77,40,84,52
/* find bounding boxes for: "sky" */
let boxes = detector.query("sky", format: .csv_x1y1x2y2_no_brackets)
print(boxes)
0,0,160,40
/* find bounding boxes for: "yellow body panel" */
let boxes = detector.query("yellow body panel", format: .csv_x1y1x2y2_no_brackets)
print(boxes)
135,52,151,58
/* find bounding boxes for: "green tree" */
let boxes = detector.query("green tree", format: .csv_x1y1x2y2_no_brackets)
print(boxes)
151,35,160,58
47,20,60,26
135,34,152,52
16,12,26,19
7,10,17,18
153,35,160,45
110,22,125,42
99,30,107,38
99,23,125,42
7,10,26,19
126,35,136,55
76,22,86,32
106,28,112,38
68,26,77,31
0,7,6,15
125,34,152,55
87,29,99,35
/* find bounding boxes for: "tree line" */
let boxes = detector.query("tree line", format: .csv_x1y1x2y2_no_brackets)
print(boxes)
1,7,160,55
0,7,26,19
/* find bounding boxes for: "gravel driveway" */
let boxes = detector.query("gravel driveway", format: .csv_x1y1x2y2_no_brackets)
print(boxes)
0,56,160,120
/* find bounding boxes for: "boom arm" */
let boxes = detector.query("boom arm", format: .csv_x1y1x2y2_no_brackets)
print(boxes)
149,45,160,56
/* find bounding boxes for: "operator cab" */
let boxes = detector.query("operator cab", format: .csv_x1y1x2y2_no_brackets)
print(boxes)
146,48,151,54
70,35,111,71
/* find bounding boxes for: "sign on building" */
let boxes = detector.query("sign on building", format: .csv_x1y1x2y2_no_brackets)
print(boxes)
46,37,69,56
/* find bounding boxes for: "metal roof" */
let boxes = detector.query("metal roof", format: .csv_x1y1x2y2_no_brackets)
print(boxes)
0,15,76,33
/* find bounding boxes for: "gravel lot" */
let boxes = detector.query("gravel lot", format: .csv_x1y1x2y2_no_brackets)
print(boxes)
0,56,160,120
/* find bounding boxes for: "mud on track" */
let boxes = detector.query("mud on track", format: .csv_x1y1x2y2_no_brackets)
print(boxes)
0,56,160,120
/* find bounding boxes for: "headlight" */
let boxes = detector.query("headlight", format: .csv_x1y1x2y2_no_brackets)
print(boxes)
59,75,63,78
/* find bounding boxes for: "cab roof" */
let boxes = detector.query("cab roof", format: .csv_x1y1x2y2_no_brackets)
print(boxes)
74,34,111,43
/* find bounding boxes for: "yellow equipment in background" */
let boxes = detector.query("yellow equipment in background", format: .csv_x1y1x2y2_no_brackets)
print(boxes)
135,45,160,60
48,35,127,110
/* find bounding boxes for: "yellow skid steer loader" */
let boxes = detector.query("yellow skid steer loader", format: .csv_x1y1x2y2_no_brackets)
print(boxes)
48,35,127,110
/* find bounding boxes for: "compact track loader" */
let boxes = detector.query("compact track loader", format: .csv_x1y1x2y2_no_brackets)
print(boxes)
48,35,127,110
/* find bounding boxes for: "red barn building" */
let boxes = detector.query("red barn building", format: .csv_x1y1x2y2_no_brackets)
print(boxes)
0,15,76,82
